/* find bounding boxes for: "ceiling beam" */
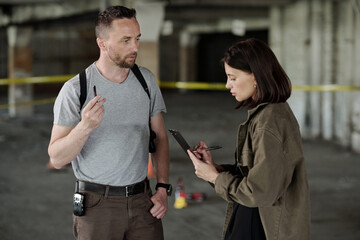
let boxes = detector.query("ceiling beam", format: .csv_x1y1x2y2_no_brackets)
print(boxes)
166,6,268,21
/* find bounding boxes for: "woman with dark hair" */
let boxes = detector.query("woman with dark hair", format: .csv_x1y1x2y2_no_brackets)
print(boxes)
188,38,311,240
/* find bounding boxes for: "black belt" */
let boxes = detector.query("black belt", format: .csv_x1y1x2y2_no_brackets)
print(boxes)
77,179,149,197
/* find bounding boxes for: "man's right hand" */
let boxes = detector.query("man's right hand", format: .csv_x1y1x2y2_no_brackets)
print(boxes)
48,95,106,169
80,96,106,131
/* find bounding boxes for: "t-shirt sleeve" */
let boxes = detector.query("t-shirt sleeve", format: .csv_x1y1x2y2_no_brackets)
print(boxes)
140,67,167,117
53,76,82,127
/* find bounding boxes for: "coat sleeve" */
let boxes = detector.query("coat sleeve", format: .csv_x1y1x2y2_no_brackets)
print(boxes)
214,128,295,207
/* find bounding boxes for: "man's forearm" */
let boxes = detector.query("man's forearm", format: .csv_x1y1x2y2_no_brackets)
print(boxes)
152,133,170,184
48,122,92,169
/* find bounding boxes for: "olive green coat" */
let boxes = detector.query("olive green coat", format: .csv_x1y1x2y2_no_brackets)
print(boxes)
215,102,311,240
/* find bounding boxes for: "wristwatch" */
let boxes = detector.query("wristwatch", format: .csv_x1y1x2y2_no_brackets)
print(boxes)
155,183,172,196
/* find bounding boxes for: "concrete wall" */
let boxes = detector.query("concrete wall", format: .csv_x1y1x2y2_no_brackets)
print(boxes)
350,0,360,152
159,0,360,152
276,0,309,137
270,0,360,152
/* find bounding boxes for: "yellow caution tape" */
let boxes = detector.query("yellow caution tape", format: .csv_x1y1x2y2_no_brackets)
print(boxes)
1,75,359,91
159,82,360,92
0,75,360,110
0,75,74,86
0,97,57,110
292,84,360,92
160,81,227,90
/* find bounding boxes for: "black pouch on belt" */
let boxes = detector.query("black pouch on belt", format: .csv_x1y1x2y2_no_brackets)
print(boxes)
73,181,85,216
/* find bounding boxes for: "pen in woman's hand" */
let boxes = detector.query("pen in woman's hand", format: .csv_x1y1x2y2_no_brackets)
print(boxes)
193,146,222,153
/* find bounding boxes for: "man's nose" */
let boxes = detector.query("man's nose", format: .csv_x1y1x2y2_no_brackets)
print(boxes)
131,40,139,52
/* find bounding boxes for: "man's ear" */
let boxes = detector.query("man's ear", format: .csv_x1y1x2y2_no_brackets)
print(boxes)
96,37,106,51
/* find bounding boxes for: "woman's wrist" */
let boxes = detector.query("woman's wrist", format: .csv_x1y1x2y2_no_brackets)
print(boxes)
209,172,219,184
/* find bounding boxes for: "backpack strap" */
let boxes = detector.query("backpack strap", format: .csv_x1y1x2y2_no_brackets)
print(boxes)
77,65,156,152
79,70,87,110
131,64,157,152
131,64,150,99
79,65,150,108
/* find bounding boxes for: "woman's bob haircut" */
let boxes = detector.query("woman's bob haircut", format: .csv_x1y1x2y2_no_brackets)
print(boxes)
222,38,292,109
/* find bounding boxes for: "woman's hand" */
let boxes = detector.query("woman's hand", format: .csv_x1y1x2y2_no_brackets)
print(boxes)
187,141,219,184
193,141,214,164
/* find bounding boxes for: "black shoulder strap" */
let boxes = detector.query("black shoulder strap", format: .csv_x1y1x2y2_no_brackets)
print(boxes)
79,70,87,110
131,64,150,99
131,64,156,145
79,65,149,110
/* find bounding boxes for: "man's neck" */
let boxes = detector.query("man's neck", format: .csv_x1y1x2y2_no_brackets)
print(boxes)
95,58,130,84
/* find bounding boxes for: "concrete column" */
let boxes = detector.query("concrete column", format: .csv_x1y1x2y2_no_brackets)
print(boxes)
137,41,159,78
7,26,16,117
351,0,360,153
179,31,199,85
7,26,33,117
334,0,354,147
269,6,283,64
134,1,164,79
322,0,334,140
179,31,190,84
282,0,310,137
309,0,323,138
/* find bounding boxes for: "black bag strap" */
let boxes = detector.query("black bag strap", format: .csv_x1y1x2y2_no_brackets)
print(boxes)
131,64,150,99
78,65,156,152
78,65,152,116
79,70,87,110
79,64,150,110
131,64,157,151
131,64,155,129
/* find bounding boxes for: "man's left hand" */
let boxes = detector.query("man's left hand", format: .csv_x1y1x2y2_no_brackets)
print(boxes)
150,188,168,219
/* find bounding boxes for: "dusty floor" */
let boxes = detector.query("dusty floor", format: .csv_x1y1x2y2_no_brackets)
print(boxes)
0,90,359,240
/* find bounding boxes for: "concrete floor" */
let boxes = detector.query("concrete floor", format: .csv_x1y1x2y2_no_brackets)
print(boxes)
0,90,360,240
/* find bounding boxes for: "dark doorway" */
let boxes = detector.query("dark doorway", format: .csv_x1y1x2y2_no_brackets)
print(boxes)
196,29,268,83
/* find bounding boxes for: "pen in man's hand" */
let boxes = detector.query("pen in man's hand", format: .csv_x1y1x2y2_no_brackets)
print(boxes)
93,85,97,97
193,146,222,153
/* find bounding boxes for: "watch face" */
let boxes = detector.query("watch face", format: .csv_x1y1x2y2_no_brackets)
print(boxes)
167,185,173,196
156,183,172,196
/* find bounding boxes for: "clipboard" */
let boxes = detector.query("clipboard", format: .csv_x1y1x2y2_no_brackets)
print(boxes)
168,129,222,156
168,129,192,154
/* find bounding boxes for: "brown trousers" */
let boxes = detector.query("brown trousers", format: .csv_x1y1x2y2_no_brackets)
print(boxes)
73,188,163,240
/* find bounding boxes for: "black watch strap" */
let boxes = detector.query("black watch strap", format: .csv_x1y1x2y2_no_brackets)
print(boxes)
155,183,172,196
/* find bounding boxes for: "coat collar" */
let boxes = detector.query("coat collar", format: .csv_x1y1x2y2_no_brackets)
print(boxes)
243,102,269,124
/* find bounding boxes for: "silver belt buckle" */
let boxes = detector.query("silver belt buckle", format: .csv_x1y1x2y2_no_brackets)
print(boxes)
125,186,129,197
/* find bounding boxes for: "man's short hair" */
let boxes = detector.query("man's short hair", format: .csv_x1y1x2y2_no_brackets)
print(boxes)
95,6,136,38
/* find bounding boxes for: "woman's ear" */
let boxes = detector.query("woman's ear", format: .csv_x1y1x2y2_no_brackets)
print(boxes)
252,74,257,88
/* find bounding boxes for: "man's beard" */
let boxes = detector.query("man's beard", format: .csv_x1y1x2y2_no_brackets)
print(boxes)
110,52,137,68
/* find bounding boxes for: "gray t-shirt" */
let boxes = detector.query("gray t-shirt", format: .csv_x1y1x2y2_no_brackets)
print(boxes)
53,63,166,186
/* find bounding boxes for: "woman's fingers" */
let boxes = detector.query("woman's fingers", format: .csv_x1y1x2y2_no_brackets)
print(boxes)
187,150,199,165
